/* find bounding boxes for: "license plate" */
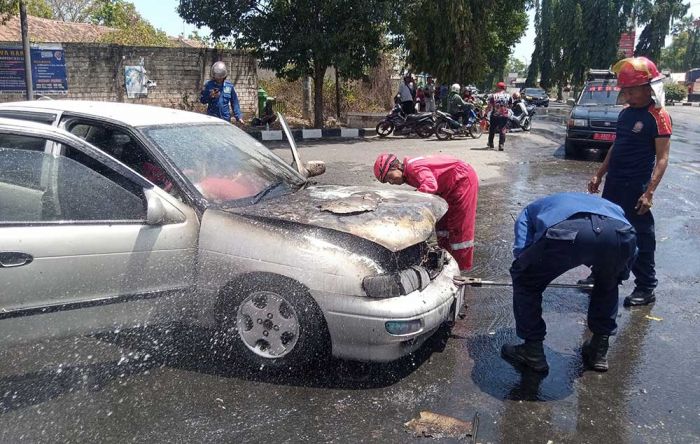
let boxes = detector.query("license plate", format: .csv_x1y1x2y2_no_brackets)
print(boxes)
593,133,616,141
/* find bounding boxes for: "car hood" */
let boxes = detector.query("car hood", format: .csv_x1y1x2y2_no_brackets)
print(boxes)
572,105,621,120
224,185,448,252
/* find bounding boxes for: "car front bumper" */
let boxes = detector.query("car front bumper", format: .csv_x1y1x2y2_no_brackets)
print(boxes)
313,259,463,362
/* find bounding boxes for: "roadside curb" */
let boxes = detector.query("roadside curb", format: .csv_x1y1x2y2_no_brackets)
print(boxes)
245,127,372,141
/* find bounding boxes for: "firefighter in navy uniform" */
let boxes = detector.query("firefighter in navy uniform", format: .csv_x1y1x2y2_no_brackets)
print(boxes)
501,193,637,373
583,57,672,307
200,61,242,123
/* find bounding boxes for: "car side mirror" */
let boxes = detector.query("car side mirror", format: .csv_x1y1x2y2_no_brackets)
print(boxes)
566,98,576,107
146,193,166,225
144,189,186,225
304,160,326,178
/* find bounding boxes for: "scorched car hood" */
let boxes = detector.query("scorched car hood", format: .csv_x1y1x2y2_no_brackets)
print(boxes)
225,185,448,252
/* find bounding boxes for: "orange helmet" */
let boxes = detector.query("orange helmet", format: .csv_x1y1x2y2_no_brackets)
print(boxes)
612,57,663,88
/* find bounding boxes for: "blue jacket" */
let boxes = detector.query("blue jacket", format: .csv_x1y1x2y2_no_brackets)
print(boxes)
200,79,242,121
513,192,629,258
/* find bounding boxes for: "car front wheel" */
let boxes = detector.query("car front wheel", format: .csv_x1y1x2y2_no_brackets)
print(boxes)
564,138,579,158
218,273,330,369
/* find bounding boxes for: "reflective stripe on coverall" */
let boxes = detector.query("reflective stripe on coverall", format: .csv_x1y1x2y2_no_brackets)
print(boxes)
403,155,479,270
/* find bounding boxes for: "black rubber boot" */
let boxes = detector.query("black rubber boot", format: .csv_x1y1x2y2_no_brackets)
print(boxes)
623,288,655,307
498,144,504,151
501,340,549,373
582,334,609,372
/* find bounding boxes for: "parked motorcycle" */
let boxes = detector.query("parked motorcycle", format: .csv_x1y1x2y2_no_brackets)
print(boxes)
434,107,483,140
510,100,536,131
376,105,435,138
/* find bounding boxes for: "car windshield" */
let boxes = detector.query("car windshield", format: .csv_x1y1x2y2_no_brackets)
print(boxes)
578,84,620,106
141,123,306,206
523,88,545,95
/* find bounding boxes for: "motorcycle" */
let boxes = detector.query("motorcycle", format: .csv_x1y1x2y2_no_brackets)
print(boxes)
510,100,536,131
434,106,483,140
376,104,435,138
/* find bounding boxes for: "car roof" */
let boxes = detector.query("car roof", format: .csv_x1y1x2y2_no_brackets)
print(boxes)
0,100,223,127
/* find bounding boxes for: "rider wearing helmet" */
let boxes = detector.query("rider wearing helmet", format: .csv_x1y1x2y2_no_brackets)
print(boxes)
510,91,528,126
448,83,472,124
373,153,479,271
200,61,242,122
486,81,512,150
585,56,672,307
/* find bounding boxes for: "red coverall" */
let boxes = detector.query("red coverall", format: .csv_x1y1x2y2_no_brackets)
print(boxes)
403,155,479,270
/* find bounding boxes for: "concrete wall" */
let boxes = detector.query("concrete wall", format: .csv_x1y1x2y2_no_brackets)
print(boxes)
0,43,258,115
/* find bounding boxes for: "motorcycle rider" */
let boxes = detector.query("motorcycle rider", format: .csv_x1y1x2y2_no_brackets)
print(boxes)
511,92,529,128
448,83,473,125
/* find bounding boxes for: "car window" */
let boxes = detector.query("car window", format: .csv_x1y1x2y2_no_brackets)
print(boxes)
65,121,176,193
578,84,620,105
0,132,50,152
0,135,146,224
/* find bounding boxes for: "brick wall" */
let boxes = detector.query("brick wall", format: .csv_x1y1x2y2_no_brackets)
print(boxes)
0,43,258,116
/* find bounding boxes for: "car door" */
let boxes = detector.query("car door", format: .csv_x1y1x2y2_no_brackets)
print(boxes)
0,123,199,343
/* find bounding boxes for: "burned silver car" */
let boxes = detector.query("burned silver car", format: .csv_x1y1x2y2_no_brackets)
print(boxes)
0,101,463,366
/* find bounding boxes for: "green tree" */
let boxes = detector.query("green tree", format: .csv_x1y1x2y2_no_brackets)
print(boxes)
399,0,527,87
45,0,94,22
635,0,689,61
89,0,170,46
0,0,54,20
660,14,699,70
178,0,391,128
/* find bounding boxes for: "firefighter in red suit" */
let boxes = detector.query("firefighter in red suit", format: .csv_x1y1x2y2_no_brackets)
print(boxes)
374,153,479,270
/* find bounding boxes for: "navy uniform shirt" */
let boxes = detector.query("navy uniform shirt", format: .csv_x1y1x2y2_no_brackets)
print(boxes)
608,102,672,182
200,79,242,122
513,192,629,258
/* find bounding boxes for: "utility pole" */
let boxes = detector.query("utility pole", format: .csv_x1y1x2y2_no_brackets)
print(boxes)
19,0,33,100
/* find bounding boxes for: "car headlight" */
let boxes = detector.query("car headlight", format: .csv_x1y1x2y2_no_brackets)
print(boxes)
568,118,587,127
362,266,432,298
525,95,533,100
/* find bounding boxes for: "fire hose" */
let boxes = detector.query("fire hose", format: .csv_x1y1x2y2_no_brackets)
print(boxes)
453,276,593,290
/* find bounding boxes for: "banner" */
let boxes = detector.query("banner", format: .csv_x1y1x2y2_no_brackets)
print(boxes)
0,45,68,94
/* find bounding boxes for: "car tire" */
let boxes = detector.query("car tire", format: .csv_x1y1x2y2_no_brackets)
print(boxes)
564,138,579,158
435,121,452,140
217,273,331,369
376,120,394,138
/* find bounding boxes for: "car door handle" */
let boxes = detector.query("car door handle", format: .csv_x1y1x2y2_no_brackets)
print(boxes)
0,252,34,268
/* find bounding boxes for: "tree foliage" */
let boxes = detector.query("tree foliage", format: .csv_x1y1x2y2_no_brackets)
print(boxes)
398,0,527,88
44,0,93,21
659,14,699,71
0,0,54,21
89,0,170,46
635,0,689,61
528,0,636,92
178,0,391,128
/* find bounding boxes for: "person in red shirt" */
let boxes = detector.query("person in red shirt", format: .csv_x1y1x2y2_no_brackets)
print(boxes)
374,153,479,270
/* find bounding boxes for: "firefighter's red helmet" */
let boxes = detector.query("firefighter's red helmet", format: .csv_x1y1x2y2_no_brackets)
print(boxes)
373,153,397,183
612,57,663,88
496,81,506,90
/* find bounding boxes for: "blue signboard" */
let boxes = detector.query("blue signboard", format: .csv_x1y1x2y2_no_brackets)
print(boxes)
0,46,68,94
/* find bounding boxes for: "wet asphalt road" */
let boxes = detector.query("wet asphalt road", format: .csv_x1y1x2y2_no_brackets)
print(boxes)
1,108,698,443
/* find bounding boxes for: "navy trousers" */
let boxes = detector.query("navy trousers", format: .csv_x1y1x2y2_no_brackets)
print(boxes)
510,214,637,341
602,179,657,290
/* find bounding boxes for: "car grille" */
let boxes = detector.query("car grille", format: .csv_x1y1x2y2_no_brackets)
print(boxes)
590,120,616,129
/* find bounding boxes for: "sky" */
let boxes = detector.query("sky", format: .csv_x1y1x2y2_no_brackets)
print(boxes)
133,0,700,62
